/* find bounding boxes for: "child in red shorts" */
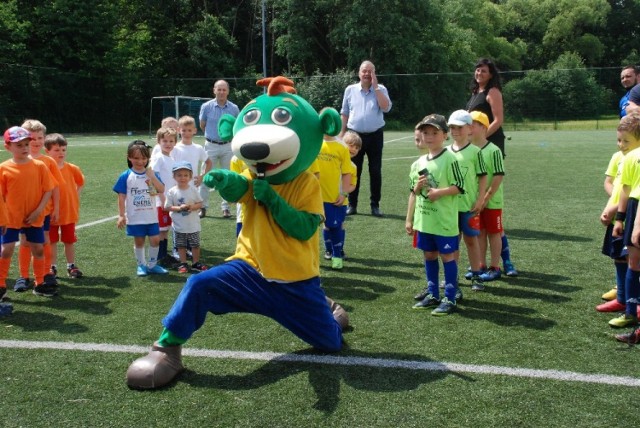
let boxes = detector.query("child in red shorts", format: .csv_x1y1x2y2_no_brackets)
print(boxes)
44,133,85,278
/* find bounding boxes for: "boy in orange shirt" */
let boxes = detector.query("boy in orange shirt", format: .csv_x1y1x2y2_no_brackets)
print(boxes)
0,127,55,298
45,133,85,278
14,119,63,292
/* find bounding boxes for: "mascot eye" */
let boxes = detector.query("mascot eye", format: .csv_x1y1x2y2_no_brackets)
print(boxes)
243,109,261,125
271,108,292,125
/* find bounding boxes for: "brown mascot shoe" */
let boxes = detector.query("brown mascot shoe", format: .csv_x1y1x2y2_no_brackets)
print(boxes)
126,342,184,389
326,297,349,330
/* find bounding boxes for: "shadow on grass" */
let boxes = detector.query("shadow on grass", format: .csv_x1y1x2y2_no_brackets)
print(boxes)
335,256,423,270
180,348,474,413
507,228,592,242
484,285,571,303
458,298,557,330
199,248,236,267
0,309,89,334
5,275,133,316
321,276,395,303
499,271,580,294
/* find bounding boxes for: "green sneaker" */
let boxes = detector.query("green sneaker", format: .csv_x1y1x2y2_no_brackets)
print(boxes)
608,314,638,328
413,294,440,310
431,297,456,316
331,257,343,270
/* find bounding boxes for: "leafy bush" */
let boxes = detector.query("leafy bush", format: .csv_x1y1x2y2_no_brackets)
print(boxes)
504,52,613,120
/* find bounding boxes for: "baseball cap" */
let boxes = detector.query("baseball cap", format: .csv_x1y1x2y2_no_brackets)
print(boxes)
447,110,473,126
470,111,490,129
416,114,448,133
3,126,31,144
172,161,193,172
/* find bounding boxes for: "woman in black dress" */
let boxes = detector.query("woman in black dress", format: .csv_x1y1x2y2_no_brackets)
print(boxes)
466,58,506,156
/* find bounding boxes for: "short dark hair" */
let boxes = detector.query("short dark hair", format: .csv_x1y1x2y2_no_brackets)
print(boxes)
44,133,67,150
622,64,640,74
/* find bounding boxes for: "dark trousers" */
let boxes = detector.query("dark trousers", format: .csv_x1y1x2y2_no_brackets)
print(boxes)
349,128,383,208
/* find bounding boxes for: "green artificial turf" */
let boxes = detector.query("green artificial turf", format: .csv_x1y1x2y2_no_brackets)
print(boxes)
1,129,638,427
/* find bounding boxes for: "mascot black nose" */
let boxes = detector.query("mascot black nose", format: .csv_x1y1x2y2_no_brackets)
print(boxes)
240,143,271,161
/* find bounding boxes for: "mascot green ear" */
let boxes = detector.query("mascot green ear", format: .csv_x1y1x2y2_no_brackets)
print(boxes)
218,113,237,142
319,108,342,137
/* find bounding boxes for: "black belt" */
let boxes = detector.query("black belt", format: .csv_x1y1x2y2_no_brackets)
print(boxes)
349,127,383,136
206,138,229,145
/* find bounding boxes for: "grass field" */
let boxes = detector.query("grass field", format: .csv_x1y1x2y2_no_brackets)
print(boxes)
0,129,638,427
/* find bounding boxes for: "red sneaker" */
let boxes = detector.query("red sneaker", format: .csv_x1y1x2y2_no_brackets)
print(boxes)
596,300,625,312
615,328,640,344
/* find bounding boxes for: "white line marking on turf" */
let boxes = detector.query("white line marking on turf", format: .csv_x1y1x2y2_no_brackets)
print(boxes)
76,215,119,229
1,339,638,387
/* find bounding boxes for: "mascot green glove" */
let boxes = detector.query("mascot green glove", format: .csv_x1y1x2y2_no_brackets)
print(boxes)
126,77,349,390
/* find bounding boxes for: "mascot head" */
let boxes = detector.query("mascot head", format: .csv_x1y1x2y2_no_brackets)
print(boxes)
218,76,341,185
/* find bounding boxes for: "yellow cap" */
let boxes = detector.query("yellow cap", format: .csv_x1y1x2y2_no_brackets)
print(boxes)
470,111,490,129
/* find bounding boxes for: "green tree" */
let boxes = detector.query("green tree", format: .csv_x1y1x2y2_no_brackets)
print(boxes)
502,0,610,68
504,52,613,120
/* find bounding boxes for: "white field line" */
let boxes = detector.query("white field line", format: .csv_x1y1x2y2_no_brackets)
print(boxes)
0,339,638,387
76,215,119,229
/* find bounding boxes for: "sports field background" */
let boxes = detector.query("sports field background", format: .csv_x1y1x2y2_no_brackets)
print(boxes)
0,129,638,427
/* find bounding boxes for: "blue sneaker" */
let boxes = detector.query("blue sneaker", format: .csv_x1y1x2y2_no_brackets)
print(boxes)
412,294,440,310
504,260,518,277
480,267,501,281
0,302,13,317
471,276,485,291
13,277,30,292
465,266,486,280
148,264,168,275
431,297,456,316
136,265,148,277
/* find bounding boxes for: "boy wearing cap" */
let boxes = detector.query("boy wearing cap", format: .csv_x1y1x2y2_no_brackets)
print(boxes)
164,161,207,273
469,111,510,281
446,110,488,291
0,127,56,298
408,114,465,316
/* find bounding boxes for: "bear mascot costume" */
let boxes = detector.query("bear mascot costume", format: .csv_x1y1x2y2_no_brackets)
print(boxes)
126,76,349,389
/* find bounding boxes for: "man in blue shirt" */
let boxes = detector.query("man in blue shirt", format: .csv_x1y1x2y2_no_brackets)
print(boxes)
620,65,639,118
199,80,240,218
340,60,392,217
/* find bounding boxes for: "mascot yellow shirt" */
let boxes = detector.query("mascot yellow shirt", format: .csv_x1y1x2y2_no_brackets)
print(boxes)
228,169,324,282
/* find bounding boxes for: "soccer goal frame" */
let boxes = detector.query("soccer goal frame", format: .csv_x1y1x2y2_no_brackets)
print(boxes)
148,96,212,136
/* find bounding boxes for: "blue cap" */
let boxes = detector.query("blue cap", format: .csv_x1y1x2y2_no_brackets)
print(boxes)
172,161,193,172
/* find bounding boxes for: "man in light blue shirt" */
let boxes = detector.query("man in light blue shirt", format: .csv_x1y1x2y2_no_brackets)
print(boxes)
340,60,392,217
199,80,240,218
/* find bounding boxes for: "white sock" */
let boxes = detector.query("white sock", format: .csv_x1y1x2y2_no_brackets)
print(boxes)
148,246,159,268
134,247,146,266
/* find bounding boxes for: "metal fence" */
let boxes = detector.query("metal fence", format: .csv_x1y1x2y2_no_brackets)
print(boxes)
0,64,626,134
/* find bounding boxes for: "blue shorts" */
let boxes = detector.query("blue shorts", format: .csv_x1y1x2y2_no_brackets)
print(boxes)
323,203,347,229
162,259,343,352
415,232,459,254
459,211,480,237
18,215,50,234
2,227,45,245
623,198,639,248
602,223,628,260
126,223,160,238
